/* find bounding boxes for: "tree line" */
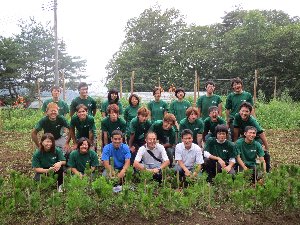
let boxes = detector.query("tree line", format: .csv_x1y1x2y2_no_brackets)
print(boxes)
105,6,300,100
0,18,86,100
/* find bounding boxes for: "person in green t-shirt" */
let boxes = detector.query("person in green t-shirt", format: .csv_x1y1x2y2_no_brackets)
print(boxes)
32,133,66,189
169,87,191,130
32,102,70,151
203,106,226,142
197,81,222,120
179,107,204,146
66,104,96,151
149,113,176,167
101,104,126,147
101,88,123,117
236,126,266,182
68,137,100,178
70,82,97,117
233,102,271,172
124,93,140,140
147,87,168,122
203,124,236,182
42,86,69,116
128,107,152,164
225,77,254,140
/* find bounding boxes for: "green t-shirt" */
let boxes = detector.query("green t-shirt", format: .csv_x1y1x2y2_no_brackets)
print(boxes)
233,113,263,138
70,96,97,116
203,116,226,137
235,138,265,167
147,100,168,122
68,149,99,173
32,147,66,169
169,100,191,124
149,120,176,145
225,91,253,119
204,137,236,161
197,94,222,120
34,115,70,140
124,105,140,136
101,99,124,116
129,117,152,143
42,98,69,116
179,118,204,144
101,116,126,138
70,115,96,139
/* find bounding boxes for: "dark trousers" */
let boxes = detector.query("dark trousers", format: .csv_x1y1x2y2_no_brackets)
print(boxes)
204,158,235,182
34,167,64,186
264,150,271,173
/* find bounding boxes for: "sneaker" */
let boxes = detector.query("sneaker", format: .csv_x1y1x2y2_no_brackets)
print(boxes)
58,185,63,193
113,185,122,193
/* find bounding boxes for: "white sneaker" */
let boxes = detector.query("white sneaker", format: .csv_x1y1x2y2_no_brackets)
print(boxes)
58,185,63,193
113,185,122,193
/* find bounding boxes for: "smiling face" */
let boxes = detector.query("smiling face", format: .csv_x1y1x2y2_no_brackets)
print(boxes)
188,111,198,123
162,120,173,130
209,109,219,122
206,84,215,95
111,134,122,149
79,140,89,154
232,82,243,93
110,92,118,101
79,87,88,98
130,96,139,106
138,114,147,123
42,138,53,151
176,91,185,100
182,133,193,149
239,106,251,121
146,133,157,149
47,108,58,120
244,129,256,143
51,88,60,99
77,107,87,120
154,90,161,101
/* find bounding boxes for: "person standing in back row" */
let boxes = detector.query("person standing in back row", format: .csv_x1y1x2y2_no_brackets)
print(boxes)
42,86,69,116
70,82,97,117
101,88,123,117
225,77,254,140
197,81,222,120
147,87,168,123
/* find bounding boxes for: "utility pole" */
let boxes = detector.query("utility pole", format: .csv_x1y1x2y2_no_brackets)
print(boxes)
54,0,59,86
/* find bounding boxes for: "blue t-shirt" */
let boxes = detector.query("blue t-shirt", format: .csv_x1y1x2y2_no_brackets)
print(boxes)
101,143,131,170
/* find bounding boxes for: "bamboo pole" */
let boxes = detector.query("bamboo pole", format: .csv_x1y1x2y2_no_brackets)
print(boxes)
193,70,197,106
158,77,161,88
253,69,258,105
274,76,277,100
197,73,200,97
131,71,135,94
119,78,123,98
62,71,66,101
37,78,41,108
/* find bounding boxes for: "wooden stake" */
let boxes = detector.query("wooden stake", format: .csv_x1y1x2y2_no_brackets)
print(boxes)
274,76,277,100
61,71,66,101
197,73,200,97
119,78,122,98
193,70,197,106
131,71,135,94
158,77,161,88
253,69,258,105
37,78,41,109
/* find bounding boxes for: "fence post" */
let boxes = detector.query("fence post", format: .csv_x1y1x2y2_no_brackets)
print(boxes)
131,71,135,94
37,78,42,109
194,70,197,106
274,76,277,100
197,72,200,97
119,78,122,98
253,69,258,105
61,71,66,101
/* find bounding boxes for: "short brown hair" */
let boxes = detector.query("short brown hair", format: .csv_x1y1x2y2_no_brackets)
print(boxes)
186,107,199,118
107,103,119,114
231,77,243,88
76,104,88,112
137,106,149,117
163,113,176,125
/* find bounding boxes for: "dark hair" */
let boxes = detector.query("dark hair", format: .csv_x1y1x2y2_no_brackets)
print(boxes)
181,129,193,138
205,81,215,88
78,82,88,91
40,133,55,153
77,137,91,150
186,106,199,117
111,130,123,138
51,86,61,92
231,77,243,88
107,103,119,114
215,124,228,134
128,94,140,106
76,104,88,112
152,87,161,96
208,106,219,114
239,102,253,112
108,88,119,104
244,126,257,133
175,87,185,98
137,106,149,116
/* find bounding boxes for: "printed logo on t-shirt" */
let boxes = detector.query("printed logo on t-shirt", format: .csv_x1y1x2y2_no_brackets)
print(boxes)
52,157,56,160
212,101,217,104
250,149,256,152
222,149,228,153
56,125,62,129
160,107,163,109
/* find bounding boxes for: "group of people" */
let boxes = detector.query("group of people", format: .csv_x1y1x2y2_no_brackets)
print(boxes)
31,77,270,191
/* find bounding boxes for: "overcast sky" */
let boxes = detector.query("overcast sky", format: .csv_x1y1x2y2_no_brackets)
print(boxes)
0,0,299,92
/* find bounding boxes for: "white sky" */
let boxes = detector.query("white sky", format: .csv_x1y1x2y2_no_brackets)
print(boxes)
0,0,299,92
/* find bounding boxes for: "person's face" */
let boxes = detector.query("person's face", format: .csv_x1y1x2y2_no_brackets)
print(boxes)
110,92,118,101
79,140,89,154
182,134,193,149
188,111,198,123
79,87,88,97
111,134,122,149
146,133,157,149
52,89,60,98
244,129,256,142
217,132,227,142
109,111,118,122
232,82,243,93
154,90,161,101
239,106,251,121
206,84,215,95
138,114,147,123
77,108,87,120
42,138,53,151
162,120,173,130
47,108,58,120
131,96,139,106
209,110,219,121
176,91,184,100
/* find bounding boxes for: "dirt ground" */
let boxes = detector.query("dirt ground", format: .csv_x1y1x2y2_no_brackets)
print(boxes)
0,130,299,225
